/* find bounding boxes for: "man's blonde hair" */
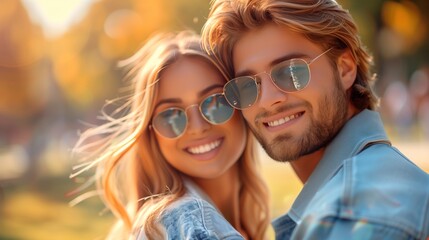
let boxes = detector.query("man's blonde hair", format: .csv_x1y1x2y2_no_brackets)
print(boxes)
202,0,379,110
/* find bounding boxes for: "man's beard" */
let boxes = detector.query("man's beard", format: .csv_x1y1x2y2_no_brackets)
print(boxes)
250,75,349,162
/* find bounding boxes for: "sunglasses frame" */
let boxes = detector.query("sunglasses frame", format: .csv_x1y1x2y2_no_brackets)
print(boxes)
224,47,333,110
151,92,234,139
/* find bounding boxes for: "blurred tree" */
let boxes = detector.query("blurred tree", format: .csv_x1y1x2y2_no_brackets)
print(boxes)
49,0,209,121
1,0,427,180
346,0,428,81
340,1,428,138
0,0,72,181
0,0,47,120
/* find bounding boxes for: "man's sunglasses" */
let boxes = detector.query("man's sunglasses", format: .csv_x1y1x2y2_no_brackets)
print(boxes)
151,93,234,138
223,48,332,109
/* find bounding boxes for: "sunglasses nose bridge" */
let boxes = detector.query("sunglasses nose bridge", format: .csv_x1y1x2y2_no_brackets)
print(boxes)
184,104,199,113
257,71,272,81
257,71,278,88
185,104,211,132
258,70,284,91
184,103,205,124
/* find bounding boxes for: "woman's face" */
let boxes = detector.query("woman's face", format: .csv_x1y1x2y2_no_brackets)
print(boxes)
152,56,247,180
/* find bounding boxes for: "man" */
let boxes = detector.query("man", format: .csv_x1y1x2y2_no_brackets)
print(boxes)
202,0,429,239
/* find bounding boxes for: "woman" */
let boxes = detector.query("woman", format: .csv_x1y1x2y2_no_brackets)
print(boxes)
71,31,269,239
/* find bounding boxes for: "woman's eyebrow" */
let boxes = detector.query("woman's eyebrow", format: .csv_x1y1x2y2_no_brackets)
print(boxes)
154,98,182,109
154,83,224,109
197,84,224,97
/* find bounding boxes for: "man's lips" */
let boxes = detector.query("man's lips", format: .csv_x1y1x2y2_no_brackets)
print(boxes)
263,111,304,127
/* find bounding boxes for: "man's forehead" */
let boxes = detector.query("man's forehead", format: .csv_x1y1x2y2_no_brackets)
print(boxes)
232,24,316,74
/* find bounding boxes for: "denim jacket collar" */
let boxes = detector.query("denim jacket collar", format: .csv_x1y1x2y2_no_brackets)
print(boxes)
287,109,391,223
183,177,218,208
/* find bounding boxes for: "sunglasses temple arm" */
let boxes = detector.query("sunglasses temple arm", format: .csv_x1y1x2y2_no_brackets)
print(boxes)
308,47,333,65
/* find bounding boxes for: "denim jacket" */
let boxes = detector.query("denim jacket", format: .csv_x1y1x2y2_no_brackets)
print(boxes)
272,110,429,240
137,179,244,240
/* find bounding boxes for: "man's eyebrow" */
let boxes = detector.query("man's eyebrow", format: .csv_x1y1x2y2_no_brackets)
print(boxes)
234,52,310,77
154,83,224,109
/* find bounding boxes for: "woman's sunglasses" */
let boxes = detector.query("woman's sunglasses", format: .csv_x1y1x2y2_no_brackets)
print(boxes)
151,93,234,138
223,48,332,109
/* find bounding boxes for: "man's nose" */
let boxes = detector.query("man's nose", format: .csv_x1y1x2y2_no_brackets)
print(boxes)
257,73,289,109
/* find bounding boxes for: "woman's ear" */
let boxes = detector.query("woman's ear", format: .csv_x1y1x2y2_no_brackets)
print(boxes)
337,50,357,90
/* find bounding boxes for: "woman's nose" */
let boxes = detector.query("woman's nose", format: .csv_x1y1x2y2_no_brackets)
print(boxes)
185,105,211,135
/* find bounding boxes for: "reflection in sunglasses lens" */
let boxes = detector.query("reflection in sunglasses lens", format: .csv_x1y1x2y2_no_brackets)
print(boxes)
153,94,234,138
224,78,258,109
153,108,187,138
201,95,234,124
273,59,310,92
225,60,310,109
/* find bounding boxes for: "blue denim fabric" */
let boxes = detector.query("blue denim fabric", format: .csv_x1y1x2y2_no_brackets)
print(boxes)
272,214,296,240
272,110,429,240
292,216,417,240
160,196,243,240
137,179,244,240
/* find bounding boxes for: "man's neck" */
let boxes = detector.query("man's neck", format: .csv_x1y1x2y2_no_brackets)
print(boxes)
291,105,360,183
290,149,325,183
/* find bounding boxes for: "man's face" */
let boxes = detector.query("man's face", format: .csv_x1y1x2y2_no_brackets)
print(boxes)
232,23,350,162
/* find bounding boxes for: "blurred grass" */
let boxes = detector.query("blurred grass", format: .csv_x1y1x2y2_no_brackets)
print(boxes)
0,176,114,240
0,141,427,240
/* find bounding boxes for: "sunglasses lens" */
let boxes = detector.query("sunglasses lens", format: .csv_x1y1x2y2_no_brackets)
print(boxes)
200,94,234,124
152,108,187,138
272,59,310,92
224,77,258,109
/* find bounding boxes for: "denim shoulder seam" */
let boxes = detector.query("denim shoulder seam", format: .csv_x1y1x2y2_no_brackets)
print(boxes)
341,157,354,210
197,198,244,239
421,185,429,238
195,197,212,232
339,153,422,238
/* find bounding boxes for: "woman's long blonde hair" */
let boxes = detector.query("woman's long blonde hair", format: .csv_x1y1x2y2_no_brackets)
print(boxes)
72,31,269,239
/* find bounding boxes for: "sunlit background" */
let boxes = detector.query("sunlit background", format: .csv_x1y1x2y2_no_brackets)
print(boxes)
0,0,428,239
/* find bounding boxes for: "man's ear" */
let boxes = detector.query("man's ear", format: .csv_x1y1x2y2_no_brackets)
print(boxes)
337,50,357,90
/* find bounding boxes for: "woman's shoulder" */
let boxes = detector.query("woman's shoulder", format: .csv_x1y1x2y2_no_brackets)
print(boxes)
165,194,213,212
160,196,244,239
160,195,219,229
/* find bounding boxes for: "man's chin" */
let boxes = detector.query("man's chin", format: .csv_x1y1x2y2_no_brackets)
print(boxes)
270,149,301,162
262,138,301,162
250,126,304,161
262,133,327,162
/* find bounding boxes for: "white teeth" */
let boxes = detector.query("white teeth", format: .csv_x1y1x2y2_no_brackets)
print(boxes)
267,114,299,127
187,140,221,154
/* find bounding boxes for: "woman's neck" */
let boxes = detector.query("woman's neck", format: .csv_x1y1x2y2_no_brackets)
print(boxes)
191,163,246,236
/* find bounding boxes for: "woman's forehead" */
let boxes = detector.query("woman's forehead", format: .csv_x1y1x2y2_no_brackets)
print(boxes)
155,57,224,103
